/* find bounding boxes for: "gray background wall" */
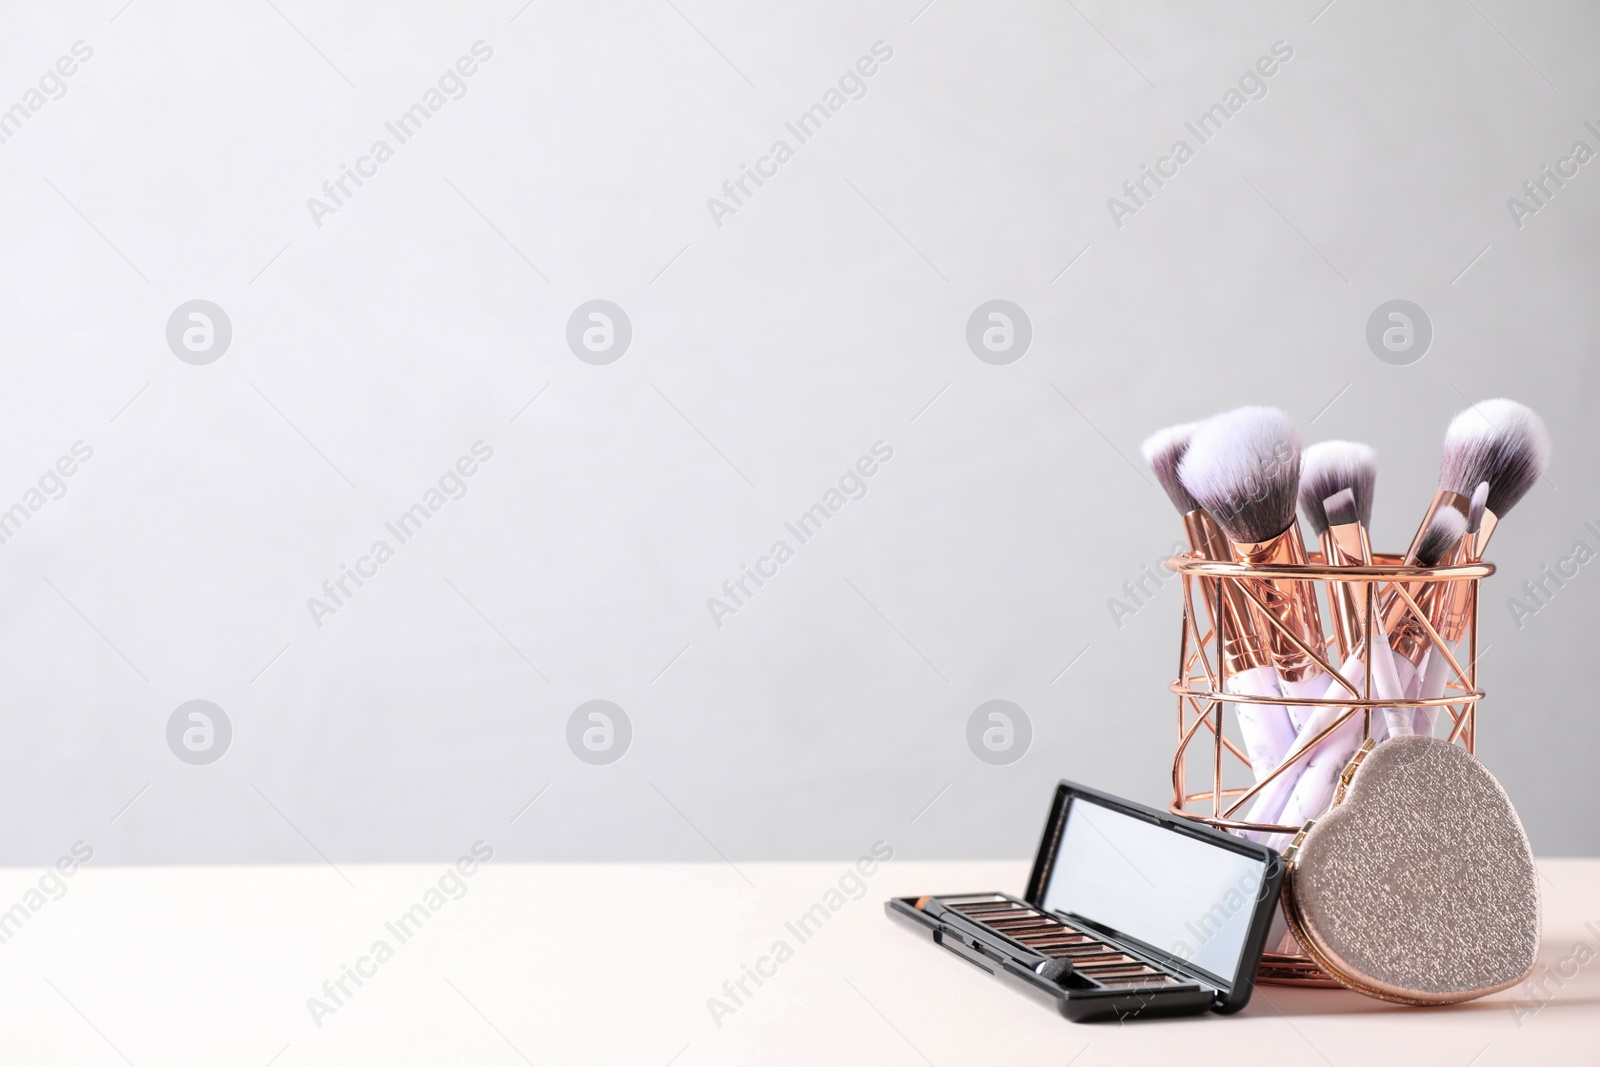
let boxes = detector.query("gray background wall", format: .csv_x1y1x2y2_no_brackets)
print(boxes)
3,0,1595,866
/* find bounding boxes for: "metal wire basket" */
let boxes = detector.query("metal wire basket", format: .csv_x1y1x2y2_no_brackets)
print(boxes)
1165,550,1493,985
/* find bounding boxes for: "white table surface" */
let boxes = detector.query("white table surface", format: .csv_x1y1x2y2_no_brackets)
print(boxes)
2,858,1593,1065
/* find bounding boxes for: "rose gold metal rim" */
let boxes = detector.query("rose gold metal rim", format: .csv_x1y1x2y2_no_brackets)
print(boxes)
1165,552,1494,582
1168,682,1483,709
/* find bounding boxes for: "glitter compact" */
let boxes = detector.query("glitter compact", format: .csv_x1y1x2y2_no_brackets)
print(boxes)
1281,735,1541,1005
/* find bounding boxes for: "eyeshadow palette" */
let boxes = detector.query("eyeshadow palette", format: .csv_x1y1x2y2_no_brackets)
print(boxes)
921,894,1192,985
887,781,1284,1022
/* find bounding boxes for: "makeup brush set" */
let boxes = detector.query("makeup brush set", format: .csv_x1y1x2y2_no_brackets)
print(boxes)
1146,400,1547,839
889,399,1547,1020
1152,399,1547,1002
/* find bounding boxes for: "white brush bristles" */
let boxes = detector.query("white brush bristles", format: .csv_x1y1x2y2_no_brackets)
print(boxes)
1178,406,1302,545
1141,423,1201,515
1439,399,1551,517
1466,481,1489,534
1322,488,1359,530
1298,441,1377,537
1415,505,1468,567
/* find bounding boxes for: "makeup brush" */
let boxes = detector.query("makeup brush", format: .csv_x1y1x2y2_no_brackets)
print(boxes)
1320,487,1391,744
1322,482,1456,741
1419,401,1550,656
1299,445,1376,534
1320,489,1365,552
1383,494,1476,721
1265,507,1469,848
1406,399,1551,564
1143,423,1295,781
1298,442,1377,675
1142,423,1215,554
1402,402,1548,733
1179,408,1331,711
1412,481,1490,736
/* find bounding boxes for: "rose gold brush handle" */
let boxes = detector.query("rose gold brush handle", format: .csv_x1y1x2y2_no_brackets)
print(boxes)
1319,524,1371,663
1229,525,1334,735
1183,511,1297,781
1229,527,1327,682
1321,522,1387,746
1413,533,1481,734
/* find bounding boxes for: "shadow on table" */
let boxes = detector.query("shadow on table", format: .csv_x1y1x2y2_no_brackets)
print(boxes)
1245,986,1600,1019
1243,935,1600,1017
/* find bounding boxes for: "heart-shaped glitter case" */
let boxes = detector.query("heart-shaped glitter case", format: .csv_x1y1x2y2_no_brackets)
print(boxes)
1281,735,1540,1005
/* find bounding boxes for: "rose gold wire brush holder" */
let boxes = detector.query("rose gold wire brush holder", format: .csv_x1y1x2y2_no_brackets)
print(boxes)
1165,550,1494,986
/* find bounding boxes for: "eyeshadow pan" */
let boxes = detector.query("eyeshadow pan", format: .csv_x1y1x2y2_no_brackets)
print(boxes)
1098,977,1161,988
1073,956,1138,969
1098,974,1178,988
1020,930,1088,941
989,921,1061,936
1052,944,1119,957
1030,944,1089,956
1078,965,1151,978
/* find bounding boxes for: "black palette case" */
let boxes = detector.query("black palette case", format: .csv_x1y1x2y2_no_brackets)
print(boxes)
886,780,1284,1022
